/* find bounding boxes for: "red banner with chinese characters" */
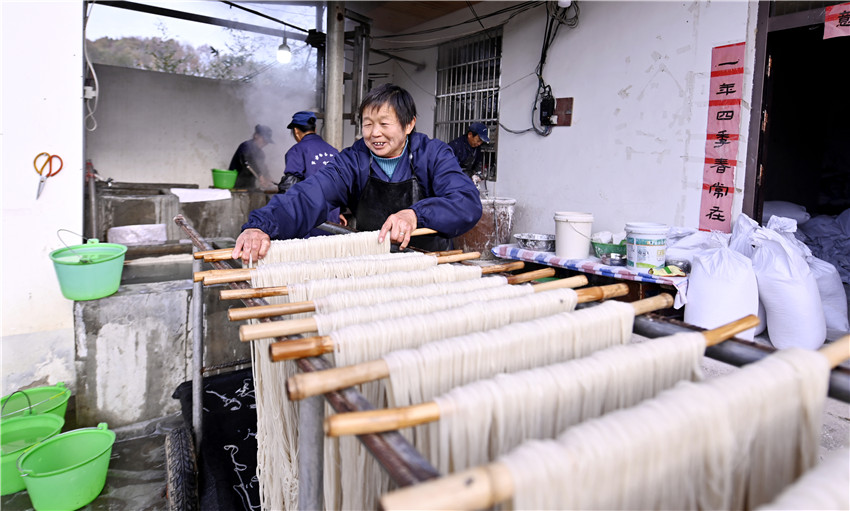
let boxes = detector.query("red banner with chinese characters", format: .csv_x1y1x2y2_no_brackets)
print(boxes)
699,42,745,232
824,3,850,39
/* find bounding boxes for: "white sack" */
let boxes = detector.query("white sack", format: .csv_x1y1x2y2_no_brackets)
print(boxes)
685,247,759,341
808,256,849,333
729,213,759,258
751,229,825,350
766,216,812,257
665,231,728,266
763,200,811,224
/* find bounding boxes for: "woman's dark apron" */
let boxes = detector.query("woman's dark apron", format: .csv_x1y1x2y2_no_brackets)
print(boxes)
354,152,450,252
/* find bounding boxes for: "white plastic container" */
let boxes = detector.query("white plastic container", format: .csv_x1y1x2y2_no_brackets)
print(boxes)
625,222,669,269
554,212,593,259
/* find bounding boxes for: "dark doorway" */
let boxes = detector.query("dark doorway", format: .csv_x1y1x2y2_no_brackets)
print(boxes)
760,19,850,219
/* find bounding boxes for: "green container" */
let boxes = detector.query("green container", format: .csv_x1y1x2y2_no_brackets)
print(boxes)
1,414,64,495
211,168,238,189
49,239,127,301
591,241,627,258
1,383,71,420
17,423,115,511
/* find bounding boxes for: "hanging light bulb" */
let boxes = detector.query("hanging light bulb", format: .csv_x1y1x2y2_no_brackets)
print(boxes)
277,32,292,64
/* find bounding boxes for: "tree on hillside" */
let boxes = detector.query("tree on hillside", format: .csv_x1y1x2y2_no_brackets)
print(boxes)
86,24,269,81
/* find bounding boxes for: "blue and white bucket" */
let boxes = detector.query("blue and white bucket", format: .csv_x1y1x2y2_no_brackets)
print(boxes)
625,222,668,269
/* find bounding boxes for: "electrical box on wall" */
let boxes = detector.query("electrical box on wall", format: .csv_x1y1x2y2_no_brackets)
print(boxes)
552,97,574,126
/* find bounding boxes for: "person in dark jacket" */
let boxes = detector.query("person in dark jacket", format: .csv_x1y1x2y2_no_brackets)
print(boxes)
448,122,490,181
232,84,482,262
278,110,344,236
228,124,275,190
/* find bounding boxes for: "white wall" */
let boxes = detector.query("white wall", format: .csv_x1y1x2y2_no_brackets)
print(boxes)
370,1,758,236
1,1,84,391
498,1,755,236
85,64,317,187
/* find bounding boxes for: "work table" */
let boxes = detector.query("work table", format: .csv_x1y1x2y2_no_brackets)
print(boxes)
490,244,689,308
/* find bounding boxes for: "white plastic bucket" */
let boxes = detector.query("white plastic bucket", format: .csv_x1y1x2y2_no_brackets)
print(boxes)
625,222,669,269
554,212,593,259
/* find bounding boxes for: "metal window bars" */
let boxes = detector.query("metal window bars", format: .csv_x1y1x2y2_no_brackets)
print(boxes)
435,29,502,181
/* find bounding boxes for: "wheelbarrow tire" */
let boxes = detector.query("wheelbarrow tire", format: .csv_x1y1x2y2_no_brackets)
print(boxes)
165,426,199,511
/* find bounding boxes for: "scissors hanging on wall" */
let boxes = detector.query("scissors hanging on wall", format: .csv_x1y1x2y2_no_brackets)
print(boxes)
33,152,63,199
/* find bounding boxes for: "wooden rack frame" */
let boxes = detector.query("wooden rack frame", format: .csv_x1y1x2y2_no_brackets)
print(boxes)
175,215,850,510
174,215,438,510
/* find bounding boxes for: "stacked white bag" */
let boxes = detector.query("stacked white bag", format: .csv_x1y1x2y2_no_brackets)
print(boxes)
750,227,826,349
766,216,849,335
685,246,759,341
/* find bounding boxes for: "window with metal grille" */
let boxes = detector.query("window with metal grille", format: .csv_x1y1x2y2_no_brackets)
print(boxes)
435,29,502,181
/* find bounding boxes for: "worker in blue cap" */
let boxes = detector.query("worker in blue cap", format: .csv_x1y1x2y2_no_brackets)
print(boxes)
278,110,345,236
232,83,482,261
228,124,275,190
448,122,490,182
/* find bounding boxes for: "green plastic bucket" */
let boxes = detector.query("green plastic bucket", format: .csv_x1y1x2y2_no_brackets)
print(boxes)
1,383,71,420
49,238,127,300
1,414,64,495
211,168,238,189
17,423,115,511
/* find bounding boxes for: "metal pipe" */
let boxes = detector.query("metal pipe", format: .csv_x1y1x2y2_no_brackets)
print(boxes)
191,250,204,453
87,169,97,239
633,314,850,404
326,1,345,149
98,1,306,40
297,393,325,510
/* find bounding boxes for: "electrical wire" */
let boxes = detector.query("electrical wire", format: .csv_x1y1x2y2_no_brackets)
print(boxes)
529,0,580,136
372,1,540,40
84,2,100,131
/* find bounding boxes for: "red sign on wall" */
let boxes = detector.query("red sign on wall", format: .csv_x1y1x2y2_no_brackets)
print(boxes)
825,3,850,40
699,42,745,232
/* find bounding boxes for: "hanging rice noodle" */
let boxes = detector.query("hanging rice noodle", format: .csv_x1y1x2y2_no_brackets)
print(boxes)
500,348,829,510
314,281,528,335
250,252,433,289
755,447,850,510
259,230,389,265
288,264,484,313
331,288,580,510
251,251,431,510
312,272,501,315
385,300,636,409
425,332,706,474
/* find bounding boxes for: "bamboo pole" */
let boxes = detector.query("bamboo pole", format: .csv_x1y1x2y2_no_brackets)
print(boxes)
221,286,290,301
378,331,850,511
820,334,850,369
239,275,597,340
194,227,439,261
323,314,760,437
268,284,633,353
220,260,527,301
229,300,315,321
284,288,659,398
505,268,555,284
231,271,582,323
199,251,482,285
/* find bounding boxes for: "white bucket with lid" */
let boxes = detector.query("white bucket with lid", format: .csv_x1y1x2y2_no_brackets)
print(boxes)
625,222,669,269
554,212,593,259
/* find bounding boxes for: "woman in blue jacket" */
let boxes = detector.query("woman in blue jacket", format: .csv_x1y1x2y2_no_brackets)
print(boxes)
232,84,482,262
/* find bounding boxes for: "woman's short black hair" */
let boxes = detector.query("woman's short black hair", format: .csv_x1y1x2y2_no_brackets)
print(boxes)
358,83,417,129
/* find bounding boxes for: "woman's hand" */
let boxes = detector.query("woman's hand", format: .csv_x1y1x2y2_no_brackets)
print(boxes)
379,209,417,249
232,228,271,265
